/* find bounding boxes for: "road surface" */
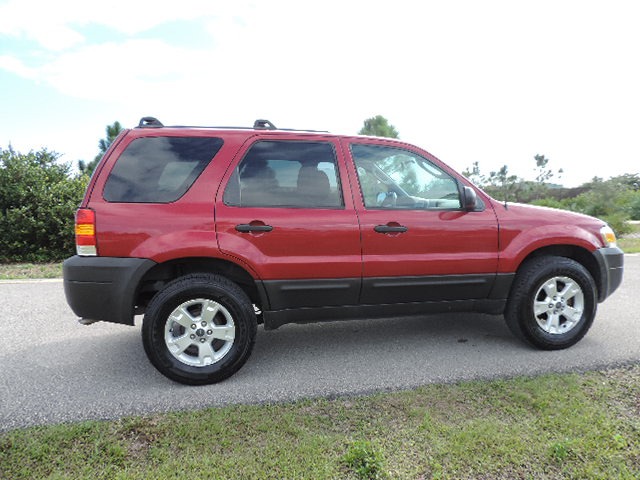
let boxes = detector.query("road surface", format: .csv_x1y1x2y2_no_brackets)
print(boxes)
1,255,638,431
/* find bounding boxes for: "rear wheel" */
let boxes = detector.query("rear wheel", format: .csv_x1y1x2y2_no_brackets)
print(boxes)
142,274,256,384
505,256,597,350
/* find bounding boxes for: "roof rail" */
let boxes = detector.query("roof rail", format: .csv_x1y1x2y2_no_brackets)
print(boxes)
134,116,328,133
138,117,164,128
253,119,277,130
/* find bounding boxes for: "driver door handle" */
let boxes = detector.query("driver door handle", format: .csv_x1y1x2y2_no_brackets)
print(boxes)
235,224,273,233
374,224,408,234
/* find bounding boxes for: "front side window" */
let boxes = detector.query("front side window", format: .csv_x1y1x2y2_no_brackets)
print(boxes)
351,144,461,210
104,136,223,203
223,140,343,208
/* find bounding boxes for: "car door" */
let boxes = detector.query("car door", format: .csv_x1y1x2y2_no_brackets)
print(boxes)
215,136,362,310
342,139,500,305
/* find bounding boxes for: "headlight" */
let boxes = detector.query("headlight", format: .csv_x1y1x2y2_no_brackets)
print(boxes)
600,225,617,248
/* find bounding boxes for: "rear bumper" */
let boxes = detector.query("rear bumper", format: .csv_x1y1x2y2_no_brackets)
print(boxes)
593,247,624,302
63,256,156,325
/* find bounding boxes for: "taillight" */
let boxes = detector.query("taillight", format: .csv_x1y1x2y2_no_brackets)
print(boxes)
75,208,97,256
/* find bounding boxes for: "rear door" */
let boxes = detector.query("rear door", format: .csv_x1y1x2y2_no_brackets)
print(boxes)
343,139,499,304
215,136,362,310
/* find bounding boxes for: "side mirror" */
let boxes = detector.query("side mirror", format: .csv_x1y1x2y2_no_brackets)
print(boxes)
462,186,478,211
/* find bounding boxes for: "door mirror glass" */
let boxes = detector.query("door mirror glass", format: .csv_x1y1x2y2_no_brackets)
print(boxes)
463,186,478,210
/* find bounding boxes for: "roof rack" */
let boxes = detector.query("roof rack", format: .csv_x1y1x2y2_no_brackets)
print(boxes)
138,117,164,128
136,117,328,133
253,119,277,130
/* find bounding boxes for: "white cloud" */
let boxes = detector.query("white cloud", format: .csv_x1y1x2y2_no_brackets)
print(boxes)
0,0,86,50
0,0,238,50
0,55,36,78
41,40,209,100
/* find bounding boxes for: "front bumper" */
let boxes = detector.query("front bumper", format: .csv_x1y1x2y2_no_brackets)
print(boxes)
593,247,624,302
63,256,156,325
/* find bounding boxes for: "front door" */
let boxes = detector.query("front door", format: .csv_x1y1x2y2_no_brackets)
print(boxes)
343,139,499,304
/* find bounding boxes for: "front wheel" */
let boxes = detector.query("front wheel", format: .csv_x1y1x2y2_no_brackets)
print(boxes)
505,256,597,350
142,274,256,385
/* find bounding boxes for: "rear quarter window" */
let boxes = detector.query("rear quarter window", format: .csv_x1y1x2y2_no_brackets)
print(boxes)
103,136,223,203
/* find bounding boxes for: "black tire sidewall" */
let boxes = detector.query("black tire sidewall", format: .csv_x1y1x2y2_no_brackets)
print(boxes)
142,274,256,385
507,257,597,350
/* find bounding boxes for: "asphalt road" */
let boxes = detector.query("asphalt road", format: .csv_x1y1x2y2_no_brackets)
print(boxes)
1,255,639,432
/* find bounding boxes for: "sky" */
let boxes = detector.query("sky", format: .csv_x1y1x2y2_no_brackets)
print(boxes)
1,0,639,187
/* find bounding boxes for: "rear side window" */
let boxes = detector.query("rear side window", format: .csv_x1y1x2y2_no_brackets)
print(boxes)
223,140,343,208
103,136,223,203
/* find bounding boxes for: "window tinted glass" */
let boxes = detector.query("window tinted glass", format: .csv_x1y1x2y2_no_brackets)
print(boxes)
351,144,461,210
104,136,223,203
224,141,343,208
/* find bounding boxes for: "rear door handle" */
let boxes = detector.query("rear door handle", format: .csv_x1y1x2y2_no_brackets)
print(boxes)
374,224,408,233
235,224,273,233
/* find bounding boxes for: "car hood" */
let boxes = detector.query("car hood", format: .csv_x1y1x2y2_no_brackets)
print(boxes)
492,200,606,228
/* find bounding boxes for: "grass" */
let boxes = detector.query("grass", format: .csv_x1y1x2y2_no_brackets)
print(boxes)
1,365,638,479
619,236,640,253
0,262,62,280
618,221,640,253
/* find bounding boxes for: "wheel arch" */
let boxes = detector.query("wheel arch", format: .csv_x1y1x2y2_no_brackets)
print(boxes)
512,245,601,299
134,257,267,317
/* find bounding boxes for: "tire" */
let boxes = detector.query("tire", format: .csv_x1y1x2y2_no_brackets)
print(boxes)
142,274,257,385
505,256,597,350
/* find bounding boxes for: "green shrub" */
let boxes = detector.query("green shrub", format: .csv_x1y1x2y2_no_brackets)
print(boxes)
0,147,88,262
535,179,634,237
628,193,640,220
343,440,387,479
531,197,565,209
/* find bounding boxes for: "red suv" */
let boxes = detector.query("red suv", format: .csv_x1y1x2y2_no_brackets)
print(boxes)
63,117,624,384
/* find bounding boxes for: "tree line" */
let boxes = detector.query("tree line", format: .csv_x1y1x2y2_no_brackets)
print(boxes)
1,117,638,263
